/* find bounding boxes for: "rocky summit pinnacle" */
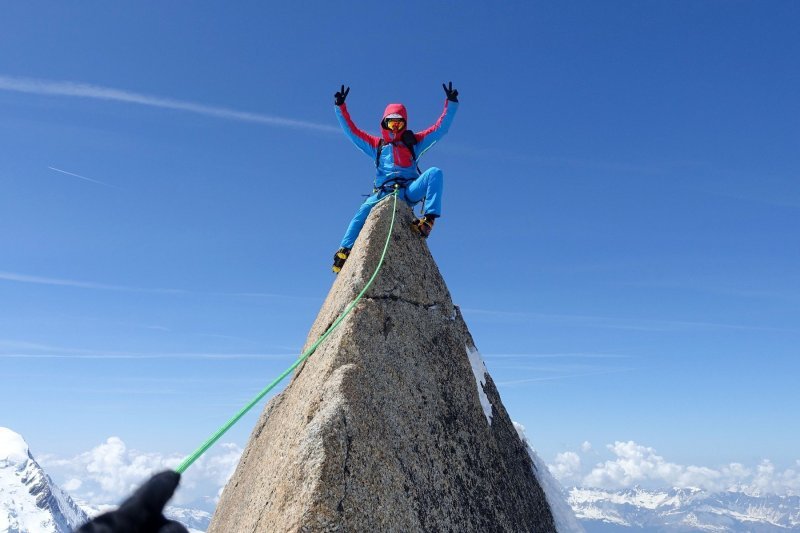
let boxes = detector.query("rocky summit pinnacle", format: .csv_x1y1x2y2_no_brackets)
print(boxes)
209,198,559,532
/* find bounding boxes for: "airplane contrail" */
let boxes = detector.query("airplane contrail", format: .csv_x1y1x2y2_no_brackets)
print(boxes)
47,166,117,188
0,75,338,132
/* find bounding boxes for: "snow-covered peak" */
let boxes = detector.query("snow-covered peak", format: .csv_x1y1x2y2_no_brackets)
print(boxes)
1,427,88,532
0,427,31,467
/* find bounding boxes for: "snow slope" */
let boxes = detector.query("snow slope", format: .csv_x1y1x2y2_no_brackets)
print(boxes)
0,427,88,532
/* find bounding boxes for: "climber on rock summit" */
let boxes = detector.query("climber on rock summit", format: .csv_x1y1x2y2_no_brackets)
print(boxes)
331,82,459,273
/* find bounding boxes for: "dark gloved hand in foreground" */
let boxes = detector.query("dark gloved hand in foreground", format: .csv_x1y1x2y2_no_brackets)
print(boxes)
334,84,350,106
442,81,459,102
77,471,188,533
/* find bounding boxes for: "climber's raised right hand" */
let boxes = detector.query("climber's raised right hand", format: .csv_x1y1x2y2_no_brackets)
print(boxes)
334,85,350,106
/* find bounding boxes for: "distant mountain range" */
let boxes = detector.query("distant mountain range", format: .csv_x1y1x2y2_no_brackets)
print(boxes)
0,426,216,533
3,425,799,533
570,486,800,532
163,506,213,533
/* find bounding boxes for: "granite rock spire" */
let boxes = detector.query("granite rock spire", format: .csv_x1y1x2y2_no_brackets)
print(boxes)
210,198,559,532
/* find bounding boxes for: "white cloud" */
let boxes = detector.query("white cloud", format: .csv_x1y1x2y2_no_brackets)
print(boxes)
62,478,83,491
550,452,582,485
582,441,682,489
547,440,800,497
747,459,800,496
179,442,242,504
40,437,242,508
0,75,337,133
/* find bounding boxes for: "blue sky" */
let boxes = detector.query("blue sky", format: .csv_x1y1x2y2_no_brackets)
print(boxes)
1,0,798,496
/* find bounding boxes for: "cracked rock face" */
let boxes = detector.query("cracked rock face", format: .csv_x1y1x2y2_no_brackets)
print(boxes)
208,199,557,532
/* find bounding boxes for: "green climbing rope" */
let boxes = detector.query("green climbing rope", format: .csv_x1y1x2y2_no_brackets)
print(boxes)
175,190,400,474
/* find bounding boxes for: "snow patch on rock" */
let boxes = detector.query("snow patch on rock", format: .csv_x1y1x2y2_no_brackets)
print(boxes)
466,344,493,424
514,422,585,533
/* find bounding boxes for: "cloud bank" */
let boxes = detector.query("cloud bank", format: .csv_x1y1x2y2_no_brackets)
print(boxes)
40,436,242,508
548,440,800,496
37,434,800,517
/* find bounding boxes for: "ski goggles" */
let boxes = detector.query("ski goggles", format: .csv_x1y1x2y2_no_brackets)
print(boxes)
384,118,405,131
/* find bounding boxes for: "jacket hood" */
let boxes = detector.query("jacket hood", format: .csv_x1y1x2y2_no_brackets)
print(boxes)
382,103,408,121
381,103,408,141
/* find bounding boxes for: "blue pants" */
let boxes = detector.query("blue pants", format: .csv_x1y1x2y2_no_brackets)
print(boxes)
340,167,444,249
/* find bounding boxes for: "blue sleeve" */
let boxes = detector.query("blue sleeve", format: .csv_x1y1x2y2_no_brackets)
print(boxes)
415,101,459,157
335,104,380,158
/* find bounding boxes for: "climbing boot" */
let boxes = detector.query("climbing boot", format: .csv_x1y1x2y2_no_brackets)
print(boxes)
411,215,436,238
332,247,351,273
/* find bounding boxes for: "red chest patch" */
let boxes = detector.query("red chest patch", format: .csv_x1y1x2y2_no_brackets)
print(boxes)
392,143,414,168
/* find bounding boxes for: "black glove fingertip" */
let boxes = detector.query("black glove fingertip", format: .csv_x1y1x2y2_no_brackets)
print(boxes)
131,471,181,513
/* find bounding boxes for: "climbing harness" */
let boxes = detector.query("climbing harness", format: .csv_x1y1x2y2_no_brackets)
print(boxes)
174,188,400,474
373,176,413,195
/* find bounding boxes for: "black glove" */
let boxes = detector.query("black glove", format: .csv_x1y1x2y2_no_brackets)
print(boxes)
442,81,459,103
334,84,350,106
76,471,188,533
